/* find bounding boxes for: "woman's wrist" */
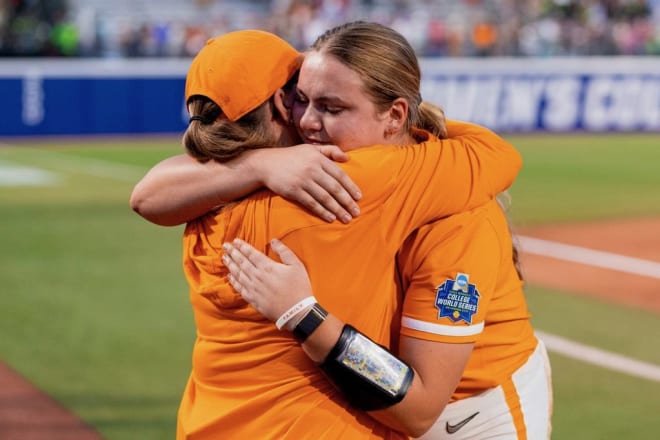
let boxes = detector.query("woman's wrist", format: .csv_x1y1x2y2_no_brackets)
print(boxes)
291,303,328,341
299,314,344,364
275,296,317,331
241,148,271,187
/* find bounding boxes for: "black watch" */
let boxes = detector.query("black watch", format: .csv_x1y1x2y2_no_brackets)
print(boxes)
293,303,328,342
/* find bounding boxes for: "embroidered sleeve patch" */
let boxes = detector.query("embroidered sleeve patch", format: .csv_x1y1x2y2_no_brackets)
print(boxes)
435,273,480,324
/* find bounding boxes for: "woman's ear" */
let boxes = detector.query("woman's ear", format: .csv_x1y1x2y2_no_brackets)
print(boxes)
386,97,409,135
272,88,292,124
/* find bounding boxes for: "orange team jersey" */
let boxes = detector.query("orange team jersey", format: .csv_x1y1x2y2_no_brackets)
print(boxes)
177,121,522,439
397,198,538,402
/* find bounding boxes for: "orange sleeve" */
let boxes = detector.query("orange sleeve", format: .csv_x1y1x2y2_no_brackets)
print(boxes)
397,201,503,343
443,119,522,199
370,121,521,246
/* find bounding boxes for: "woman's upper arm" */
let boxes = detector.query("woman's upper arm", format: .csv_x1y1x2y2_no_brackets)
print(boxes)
444,119,522,196
369,337,473,437
400,336,473,424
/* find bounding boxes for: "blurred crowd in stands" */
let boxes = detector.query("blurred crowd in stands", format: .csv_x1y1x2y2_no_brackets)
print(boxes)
2,0,660,57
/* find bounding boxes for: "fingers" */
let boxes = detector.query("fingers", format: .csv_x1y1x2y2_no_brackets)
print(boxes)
321,161,362,204
308,189,348,223
317,144,349,162
305,172,361,224
231,238,274,270
292,190,337,223
314,146,362,219
283,182,351,224
222,241,259,297
226,272,245,296
315,150,362,203
264,145,362,224
226,271,262,317
317,176,361,219
222,251,251,293
270,239,301,267
223,238,284,284
222,241,258,273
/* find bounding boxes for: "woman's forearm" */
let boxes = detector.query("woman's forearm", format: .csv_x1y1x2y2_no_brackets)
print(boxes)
130,153,262,226
131,145,362,226
297,311,470,437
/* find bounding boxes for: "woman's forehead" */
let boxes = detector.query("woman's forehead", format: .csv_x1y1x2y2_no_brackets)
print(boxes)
298,52,363,95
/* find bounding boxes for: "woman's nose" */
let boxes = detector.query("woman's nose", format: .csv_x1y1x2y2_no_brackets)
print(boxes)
298,105,322,132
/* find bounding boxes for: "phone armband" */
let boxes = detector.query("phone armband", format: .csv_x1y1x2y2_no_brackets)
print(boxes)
320,324,414,411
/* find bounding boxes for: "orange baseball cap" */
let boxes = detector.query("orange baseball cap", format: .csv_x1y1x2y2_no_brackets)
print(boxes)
185,30,303,122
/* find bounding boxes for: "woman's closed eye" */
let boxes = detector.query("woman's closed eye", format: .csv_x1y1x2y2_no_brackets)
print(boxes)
311,102,344,115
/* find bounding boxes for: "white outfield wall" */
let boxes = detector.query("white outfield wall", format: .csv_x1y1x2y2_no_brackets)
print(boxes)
1,57,659,136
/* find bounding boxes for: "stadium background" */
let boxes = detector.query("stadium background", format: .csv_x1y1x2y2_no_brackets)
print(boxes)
1,0,659,439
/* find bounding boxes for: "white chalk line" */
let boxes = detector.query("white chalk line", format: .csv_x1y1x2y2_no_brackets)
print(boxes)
521,236,660,381
537,331,660,382
0,146,148,182
518,235,660,280
0,161,62,186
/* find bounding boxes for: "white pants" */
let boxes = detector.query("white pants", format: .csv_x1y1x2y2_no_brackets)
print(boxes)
417,338,553,439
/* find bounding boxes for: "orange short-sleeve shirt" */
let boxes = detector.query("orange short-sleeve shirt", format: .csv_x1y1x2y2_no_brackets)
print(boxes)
398,199,538,401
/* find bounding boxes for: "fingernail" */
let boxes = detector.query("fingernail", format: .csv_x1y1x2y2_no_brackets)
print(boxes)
351,206,360,216
325,213,336,222
355,191,362,199
341,213,352,223
222,243,231,251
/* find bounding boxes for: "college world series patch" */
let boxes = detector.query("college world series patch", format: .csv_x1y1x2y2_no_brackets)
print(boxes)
435,273,480,324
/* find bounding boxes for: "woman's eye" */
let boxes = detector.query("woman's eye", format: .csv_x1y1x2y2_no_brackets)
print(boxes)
325,106,342,114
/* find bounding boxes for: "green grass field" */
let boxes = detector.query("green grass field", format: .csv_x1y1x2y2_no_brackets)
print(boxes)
1,134,659,439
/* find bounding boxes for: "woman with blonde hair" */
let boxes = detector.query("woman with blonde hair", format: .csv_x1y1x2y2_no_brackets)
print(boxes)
224,21,552,439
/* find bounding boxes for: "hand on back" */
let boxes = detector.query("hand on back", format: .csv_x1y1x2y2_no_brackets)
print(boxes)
223,238,313,326
258,145,362,223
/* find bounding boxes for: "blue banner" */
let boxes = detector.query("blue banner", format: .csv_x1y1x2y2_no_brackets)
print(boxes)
0,76,187,136
421,74,660,132
1,58,659,136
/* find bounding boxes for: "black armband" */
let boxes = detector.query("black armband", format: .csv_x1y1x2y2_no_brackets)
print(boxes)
320,324,414,411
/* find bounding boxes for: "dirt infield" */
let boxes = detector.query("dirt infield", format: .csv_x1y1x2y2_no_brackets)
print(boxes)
1,217,657,438
0,363,101,439
516,217,660,313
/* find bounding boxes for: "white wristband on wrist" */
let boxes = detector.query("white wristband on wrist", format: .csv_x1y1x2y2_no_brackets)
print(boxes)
275,296,317,330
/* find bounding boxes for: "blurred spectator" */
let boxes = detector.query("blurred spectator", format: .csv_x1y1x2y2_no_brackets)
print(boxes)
1,0,659,57
0,0,77,56
471,20,498,56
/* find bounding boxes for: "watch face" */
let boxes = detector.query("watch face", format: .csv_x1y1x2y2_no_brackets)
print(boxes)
294,304,327,341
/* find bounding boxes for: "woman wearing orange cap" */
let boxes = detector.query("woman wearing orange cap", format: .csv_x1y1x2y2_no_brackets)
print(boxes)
131,23,550,440
130,30,361,227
